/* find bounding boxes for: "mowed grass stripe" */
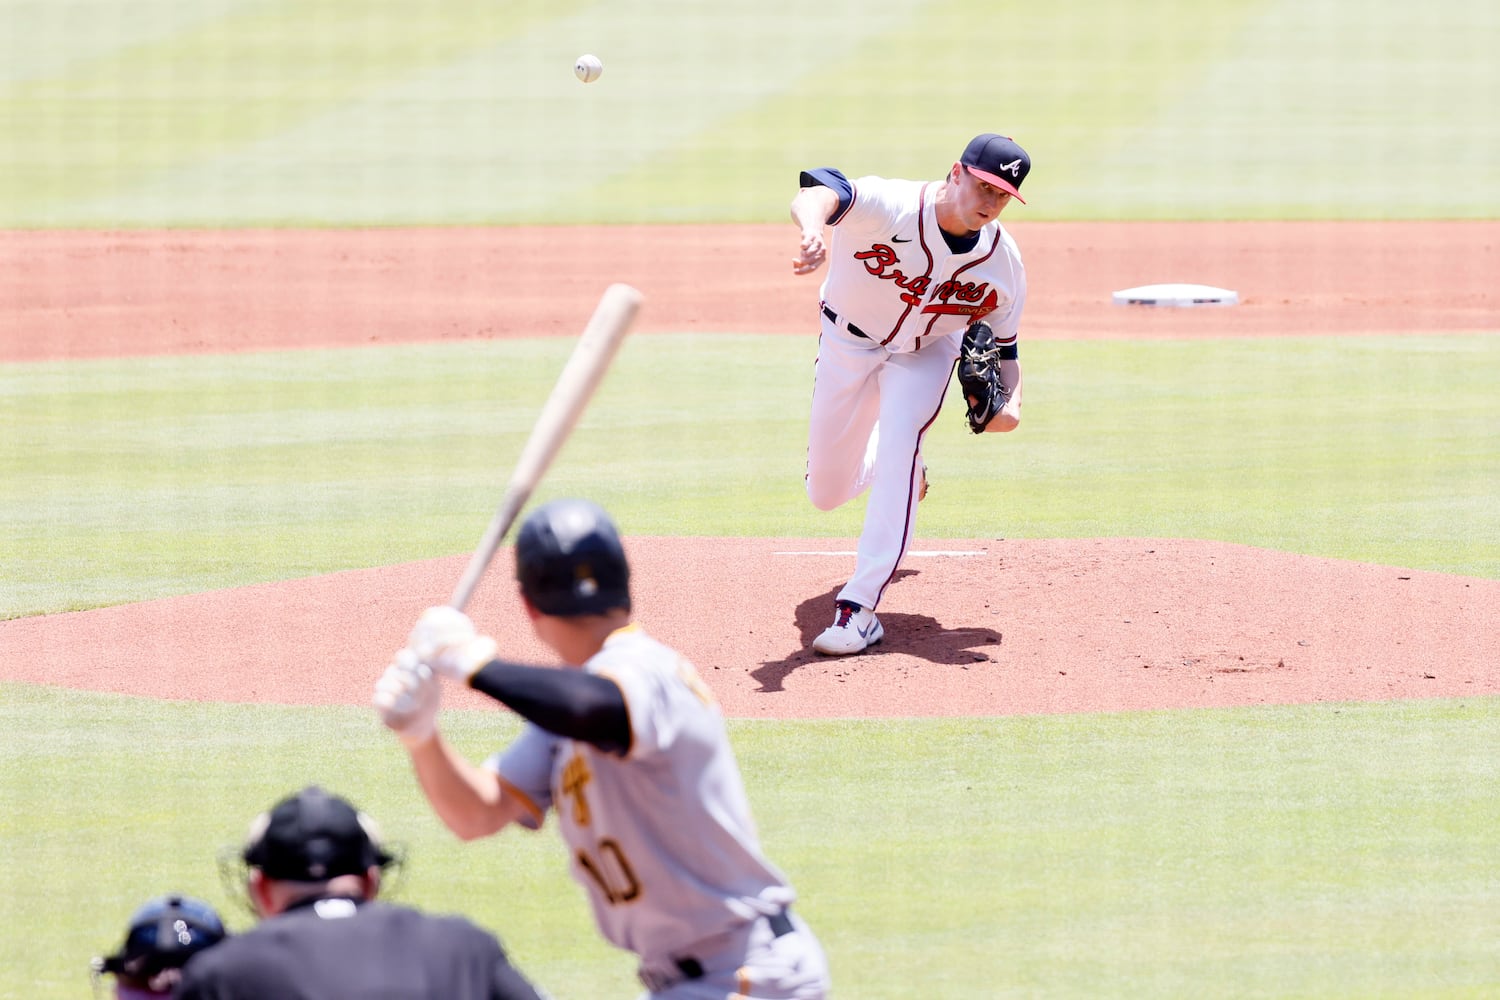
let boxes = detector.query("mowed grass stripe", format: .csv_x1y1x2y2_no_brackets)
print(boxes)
589,0,1267,223
2,0,1498,224
4,332,1497,617
0,0,588,213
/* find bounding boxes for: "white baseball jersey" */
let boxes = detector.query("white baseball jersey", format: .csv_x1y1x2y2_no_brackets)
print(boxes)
817,172,1026,356
488,625,795,964
802,168,1028,610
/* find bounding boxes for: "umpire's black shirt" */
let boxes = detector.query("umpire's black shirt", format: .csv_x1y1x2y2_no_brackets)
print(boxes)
174,895,544,1000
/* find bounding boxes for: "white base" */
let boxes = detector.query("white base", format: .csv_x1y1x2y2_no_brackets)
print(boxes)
1112,282,1239,307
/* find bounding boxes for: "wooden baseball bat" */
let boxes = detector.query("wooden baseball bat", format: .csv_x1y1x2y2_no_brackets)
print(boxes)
447,282,643,612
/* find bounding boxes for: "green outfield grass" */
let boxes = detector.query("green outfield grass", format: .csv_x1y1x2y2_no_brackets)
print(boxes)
2,0,1497,226
2,685,1495,999
4,332,1497,618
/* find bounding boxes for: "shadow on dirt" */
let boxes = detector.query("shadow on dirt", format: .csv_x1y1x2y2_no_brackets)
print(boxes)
749,573,1002,693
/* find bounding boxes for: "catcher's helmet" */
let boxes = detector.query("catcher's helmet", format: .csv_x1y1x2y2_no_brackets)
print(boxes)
515,498,631,616
93,894,227,984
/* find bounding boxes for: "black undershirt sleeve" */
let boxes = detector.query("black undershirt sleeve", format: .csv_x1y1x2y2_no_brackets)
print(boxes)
469,660,631,756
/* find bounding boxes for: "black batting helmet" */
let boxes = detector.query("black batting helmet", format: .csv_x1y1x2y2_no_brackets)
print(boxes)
515,498,631,616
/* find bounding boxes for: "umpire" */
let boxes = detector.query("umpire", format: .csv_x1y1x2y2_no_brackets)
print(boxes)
174,785,546,1000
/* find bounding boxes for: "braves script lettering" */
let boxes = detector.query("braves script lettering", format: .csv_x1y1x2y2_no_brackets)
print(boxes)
854,243,1001,318
854,244,930,306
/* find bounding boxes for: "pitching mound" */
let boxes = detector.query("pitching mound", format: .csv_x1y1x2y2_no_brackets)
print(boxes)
3,537,1495,718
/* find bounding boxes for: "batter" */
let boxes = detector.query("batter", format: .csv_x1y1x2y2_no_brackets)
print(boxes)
375,498,830,999
790,133,1031,655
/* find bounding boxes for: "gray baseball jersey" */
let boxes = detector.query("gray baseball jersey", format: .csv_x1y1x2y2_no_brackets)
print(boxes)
488,625,796,964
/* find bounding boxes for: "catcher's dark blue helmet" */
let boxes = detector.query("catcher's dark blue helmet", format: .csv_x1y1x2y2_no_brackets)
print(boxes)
515,498,631,616
94,894,226,982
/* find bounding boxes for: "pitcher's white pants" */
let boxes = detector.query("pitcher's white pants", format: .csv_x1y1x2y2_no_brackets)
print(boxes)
805,320,958,610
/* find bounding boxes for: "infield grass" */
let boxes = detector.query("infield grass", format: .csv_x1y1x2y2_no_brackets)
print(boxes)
3,684,1495,999
5,332,1497,618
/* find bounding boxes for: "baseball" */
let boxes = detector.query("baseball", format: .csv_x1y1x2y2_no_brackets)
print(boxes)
574,54,603,84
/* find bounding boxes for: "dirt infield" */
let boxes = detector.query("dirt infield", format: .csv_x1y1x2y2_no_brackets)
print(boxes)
3,222,1497,717
4,222,1495,362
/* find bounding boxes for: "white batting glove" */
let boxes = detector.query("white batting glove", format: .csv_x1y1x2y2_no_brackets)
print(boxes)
373,649,441,747
408,605,498,683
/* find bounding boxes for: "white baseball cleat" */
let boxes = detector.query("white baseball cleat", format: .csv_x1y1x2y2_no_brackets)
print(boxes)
812,600,883,656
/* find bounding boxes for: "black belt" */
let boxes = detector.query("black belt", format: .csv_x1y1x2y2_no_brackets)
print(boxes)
674,909,796,980
821,304,869,340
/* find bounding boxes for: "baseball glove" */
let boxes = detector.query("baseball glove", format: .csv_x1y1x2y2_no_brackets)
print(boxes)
956,321,1011,434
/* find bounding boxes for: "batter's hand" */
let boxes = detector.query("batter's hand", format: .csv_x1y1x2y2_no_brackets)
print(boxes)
408,605,499,684
792,230,827,275
373,649,441,747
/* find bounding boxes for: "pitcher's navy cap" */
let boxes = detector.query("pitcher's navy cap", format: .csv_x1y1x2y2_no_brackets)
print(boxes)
960,134,1030,203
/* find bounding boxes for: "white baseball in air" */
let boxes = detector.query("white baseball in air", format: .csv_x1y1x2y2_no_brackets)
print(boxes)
574,54,603,84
